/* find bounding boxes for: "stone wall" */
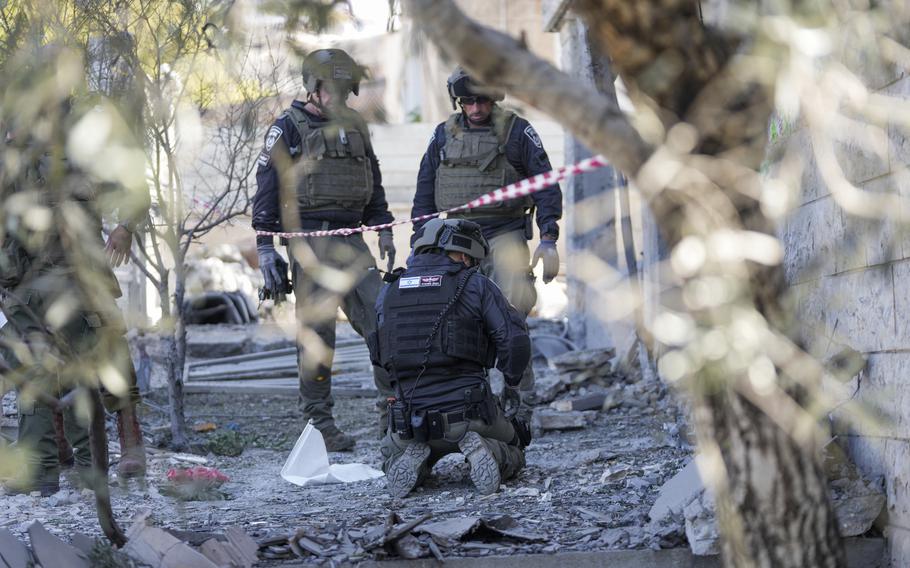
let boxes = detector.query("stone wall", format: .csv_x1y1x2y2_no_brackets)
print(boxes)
781,69,910,565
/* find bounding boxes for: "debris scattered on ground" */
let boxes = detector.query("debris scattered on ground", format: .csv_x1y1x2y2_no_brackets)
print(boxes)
826,443,886,537
534,409,597,431
28,521,90,568
123,513,221,568
161,467,229,501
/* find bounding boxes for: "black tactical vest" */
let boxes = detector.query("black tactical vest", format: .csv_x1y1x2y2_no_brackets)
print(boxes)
377,266,496,381
285,106,374,213
435,108,532,218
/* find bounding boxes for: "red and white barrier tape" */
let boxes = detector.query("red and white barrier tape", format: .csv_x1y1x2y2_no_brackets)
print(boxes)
255,154,609,239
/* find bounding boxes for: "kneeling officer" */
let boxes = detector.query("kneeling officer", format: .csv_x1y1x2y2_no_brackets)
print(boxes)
369,218,532,497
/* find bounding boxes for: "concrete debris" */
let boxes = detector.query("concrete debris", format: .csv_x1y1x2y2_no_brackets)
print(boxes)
531,334,577,364
549,348,616,383
199,528,260,568
683,490,720,556
648,459,704,525
124,514,218,568
599,463,638,483
27,522,90,568
0,528,31,568
533,409,597,431
550,393,611,412
826,447,886,537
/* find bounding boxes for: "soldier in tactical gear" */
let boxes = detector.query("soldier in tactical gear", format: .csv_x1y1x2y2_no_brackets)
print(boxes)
0,45,150,494
370,218,532,498
252,48,396,451
411,67,562,423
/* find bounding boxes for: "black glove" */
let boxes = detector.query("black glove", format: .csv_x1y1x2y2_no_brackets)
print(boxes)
257,244,290,300
531,238,559,283
502,385,521,420
378,229,396,273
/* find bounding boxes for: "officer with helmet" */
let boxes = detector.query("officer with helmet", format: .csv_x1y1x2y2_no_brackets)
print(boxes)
410,67,562,422
370,218,532,497
252,48,396,451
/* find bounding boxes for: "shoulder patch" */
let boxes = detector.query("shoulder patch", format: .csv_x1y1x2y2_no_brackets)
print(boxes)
399,275,443,289
264,125,283,152
524,125,542,149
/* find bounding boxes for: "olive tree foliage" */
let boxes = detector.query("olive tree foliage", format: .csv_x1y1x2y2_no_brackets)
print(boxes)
0,0,283,451
403,0,909,567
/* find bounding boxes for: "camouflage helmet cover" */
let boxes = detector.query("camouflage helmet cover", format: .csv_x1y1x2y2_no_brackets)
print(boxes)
301,48,366,96
412,218,489,260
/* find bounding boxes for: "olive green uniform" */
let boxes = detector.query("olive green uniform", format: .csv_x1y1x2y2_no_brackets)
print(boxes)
1,141,147,491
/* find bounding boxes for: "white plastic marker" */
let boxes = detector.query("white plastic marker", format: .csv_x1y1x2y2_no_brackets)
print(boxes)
255,154,609,239
281,420,384,486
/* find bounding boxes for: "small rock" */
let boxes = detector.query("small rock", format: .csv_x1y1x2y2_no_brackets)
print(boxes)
683,490,720,556
534,410,597,431
600,463,637,483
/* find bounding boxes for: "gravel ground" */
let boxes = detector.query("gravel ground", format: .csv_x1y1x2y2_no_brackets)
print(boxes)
0,322,693,564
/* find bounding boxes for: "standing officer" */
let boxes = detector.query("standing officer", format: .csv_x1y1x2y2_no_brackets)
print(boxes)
370,219,532,498
0,46,150,494
253,49,395,451
411,67,562,419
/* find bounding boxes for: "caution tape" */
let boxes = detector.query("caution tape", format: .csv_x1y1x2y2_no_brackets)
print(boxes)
254,154,609,239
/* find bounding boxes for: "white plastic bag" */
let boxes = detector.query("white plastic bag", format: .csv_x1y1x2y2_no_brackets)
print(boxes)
280,421,384,486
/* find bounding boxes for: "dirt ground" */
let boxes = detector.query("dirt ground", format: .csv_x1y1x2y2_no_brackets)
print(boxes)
0,324,692,564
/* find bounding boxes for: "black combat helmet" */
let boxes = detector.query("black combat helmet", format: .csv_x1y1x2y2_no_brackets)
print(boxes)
301,48,366,96
446,66,504,110
412,218,489,261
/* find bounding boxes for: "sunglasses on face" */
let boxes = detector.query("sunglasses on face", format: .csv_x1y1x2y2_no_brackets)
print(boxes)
457,96,491,106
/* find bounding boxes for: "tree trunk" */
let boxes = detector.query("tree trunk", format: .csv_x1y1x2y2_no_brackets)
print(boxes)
401,1,847,565
169,256,188,450
157,270,187,449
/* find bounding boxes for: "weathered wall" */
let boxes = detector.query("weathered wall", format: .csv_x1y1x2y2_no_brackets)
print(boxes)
781,67,910,566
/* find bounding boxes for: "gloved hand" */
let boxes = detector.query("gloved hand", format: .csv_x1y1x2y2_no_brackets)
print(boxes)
531,238,559,283
378,229,396,273
502,385,522,420
257,244,289,298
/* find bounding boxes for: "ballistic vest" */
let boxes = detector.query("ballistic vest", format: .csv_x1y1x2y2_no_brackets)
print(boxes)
285,106,374,214
434,108,532,218
377,265,496,381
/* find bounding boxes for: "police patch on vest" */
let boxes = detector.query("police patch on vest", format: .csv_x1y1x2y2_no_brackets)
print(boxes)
524,125,542,148
264,125,282,152
399,275,444,289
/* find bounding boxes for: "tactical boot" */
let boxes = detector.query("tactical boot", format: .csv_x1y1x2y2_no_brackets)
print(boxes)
386,442,430,498
458,431,501,495
319,424,356,452
5,479,60,497
116,404,147,478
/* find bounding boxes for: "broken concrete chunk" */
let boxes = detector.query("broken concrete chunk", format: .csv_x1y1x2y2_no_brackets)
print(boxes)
199,527,258,567
533,409,597,431
550,393,610,412
832,483,886,537
648,459,704,524
683,490,720,556
549,348,615,373
123,514,219,568
27,522,90,568
415,517,481,542
0,528,30,568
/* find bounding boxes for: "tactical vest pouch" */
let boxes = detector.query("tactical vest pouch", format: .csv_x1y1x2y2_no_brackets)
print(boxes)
443,317,496,367
434,110,532,217
288,108,374,213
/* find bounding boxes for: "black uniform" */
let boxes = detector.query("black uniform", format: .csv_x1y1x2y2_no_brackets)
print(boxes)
374,252,530,480
252,100,394,432
253,100,393,241
411,115,561,241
